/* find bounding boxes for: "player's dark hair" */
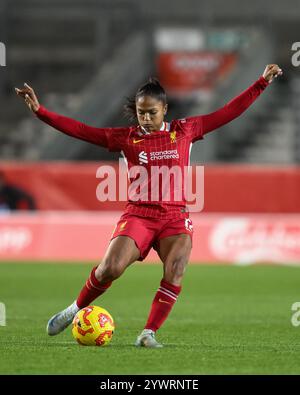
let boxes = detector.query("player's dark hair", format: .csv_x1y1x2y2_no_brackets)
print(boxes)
124,77,167,121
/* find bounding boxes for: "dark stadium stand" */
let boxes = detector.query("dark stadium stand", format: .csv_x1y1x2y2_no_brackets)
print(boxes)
0,0,142,158
1,0,299,163
218,76,297,164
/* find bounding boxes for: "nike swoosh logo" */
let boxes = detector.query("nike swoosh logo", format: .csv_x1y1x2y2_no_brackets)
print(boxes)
158,298,171,305
133,139,144,144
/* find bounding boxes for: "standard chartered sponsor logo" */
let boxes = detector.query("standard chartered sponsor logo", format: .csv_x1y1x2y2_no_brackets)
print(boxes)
138,151,148,164
150,150,179,160
138,150,180,164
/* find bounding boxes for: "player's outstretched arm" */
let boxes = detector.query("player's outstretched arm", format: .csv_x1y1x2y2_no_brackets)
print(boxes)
15,83,127,149
200,64,283,135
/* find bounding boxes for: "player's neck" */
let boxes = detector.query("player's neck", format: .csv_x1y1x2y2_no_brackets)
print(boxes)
140,121,166,134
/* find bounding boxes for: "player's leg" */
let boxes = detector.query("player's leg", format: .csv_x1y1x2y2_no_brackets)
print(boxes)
135,233,192,348
76,236,140,308
158,233,192,285
47,236,140,336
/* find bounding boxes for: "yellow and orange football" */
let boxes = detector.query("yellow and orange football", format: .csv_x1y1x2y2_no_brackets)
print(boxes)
72,305,115,346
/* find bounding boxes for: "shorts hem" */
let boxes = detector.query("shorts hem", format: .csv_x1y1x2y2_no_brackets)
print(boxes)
156,231,193,248
110,233,146,261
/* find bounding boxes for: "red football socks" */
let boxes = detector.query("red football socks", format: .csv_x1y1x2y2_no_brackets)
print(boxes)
76,271,181,332
76,266,112,309
144,279,182,332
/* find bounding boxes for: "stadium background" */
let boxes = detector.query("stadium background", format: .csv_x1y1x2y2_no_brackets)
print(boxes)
1,0,300,375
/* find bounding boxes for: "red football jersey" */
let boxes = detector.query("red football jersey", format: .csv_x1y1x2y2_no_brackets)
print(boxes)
36,76,268,219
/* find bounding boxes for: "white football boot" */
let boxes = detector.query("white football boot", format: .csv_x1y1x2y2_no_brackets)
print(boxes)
135,329,163,348
47,301,80,336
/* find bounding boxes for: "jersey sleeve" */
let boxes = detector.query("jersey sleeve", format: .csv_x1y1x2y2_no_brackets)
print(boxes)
36,105,130,151
182,76,269,143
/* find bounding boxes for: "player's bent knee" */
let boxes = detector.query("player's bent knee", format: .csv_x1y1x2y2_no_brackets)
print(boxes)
164,256,188,285
95,256,128,282
95,265,123,282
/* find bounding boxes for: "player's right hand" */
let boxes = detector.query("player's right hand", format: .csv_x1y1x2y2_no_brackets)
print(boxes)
15,83,40,113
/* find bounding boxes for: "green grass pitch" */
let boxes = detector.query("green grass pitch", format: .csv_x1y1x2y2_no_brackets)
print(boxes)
1,262,300,375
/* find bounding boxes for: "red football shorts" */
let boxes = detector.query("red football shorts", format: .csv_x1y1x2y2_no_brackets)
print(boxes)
111,212,193,260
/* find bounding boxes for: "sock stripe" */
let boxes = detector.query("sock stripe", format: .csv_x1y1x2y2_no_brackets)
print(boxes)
89,278,101,291
76,267,113,310
89,276,108,292
158,289,177,301
159,286,178,300
145,280,182,332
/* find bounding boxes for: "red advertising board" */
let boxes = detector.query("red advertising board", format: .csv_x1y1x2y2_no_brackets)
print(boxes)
0,163,300,213
157,52,237,97
0,212,299,265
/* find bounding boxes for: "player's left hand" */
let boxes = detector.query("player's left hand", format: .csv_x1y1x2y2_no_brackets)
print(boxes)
262,64,283,84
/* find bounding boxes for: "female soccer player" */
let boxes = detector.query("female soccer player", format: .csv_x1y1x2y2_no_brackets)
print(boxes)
15,64,282,347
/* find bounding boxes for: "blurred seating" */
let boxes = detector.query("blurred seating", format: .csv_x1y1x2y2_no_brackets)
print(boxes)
6,33,153,160
0,0,141,157
217,77,298,164
1,0,299,164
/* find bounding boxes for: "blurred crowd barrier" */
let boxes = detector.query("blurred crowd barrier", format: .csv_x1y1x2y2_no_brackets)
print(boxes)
0,162,299,212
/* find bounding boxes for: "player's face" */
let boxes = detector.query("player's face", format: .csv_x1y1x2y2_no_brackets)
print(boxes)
136,96,167,133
